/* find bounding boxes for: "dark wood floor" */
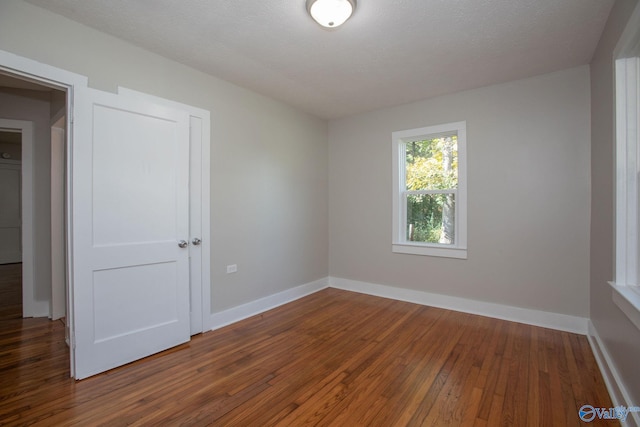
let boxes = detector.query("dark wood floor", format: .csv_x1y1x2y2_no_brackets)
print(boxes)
0,274,615,426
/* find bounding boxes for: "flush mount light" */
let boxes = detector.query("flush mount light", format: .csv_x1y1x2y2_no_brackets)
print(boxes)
306,0,357,28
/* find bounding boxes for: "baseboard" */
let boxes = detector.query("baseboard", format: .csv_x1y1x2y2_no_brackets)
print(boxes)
588,321,640,426
209,277,329,331
23,300,51,319
209,275,589,334
329,276,588,334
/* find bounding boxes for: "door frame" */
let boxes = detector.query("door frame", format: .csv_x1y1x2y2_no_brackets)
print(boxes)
50,114,66,321
0,49,212,377
0,50,84,376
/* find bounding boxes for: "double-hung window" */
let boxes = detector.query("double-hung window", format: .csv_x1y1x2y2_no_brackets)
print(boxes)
392,121,467,259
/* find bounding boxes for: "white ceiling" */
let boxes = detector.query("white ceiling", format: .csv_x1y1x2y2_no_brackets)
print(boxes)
24,0,613,119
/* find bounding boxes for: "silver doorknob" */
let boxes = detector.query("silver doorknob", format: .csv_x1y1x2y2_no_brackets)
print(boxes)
192,238,202,246
178,240,188,248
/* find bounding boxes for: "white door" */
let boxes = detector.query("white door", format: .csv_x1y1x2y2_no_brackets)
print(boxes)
72,87,191,379
188,116,203,334
0,160,21,264
117,87,211,336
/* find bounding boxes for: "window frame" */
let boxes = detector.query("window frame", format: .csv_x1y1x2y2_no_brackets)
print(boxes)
392,121,467,259
610,2,640,331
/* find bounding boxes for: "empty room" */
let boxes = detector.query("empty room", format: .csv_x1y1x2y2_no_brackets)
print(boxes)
1,0,640,425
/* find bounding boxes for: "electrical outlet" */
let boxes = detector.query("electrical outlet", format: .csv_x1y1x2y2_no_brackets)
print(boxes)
226,264,238,274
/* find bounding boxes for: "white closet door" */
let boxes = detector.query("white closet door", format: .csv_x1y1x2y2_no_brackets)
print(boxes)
72,87,190,379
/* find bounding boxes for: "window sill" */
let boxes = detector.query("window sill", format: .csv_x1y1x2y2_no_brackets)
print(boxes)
392,243,467,259
609,281,640,331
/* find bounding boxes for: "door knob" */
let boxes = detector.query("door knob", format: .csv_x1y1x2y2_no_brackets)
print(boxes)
192,238,202,246
178,240,188,248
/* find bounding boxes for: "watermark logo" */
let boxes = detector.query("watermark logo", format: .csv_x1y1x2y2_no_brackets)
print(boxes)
579,404,640,422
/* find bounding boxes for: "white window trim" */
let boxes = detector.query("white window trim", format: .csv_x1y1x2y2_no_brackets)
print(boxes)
611,2,640,331
392,121,467,259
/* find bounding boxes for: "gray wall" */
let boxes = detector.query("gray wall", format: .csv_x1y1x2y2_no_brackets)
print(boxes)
0,1,329,313
328,66,591,317
590,0,640,404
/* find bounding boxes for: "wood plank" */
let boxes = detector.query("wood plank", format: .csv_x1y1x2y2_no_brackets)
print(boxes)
0,288,618,426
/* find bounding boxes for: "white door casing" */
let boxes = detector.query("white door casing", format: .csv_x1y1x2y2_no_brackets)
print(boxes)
72,87,191,379
50,116,66,320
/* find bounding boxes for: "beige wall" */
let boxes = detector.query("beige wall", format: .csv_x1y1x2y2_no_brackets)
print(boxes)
590,0,640,404
329,66,591,317
0,1,329,313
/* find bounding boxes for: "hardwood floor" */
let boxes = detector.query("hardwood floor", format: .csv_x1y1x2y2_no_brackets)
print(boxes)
0,288,616,426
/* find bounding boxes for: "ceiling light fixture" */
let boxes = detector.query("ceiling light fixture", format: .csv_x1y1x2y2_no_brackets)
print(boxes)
306,0,357,29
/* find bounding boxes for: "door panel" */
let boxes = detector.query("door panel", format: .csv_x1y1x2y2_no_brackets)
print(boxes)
93,262,178,341
72,87,190,379
91,105,178,245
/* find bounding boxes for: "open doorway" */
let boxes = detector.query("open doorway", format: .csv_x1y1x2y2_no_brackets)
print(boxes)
0,73,67,324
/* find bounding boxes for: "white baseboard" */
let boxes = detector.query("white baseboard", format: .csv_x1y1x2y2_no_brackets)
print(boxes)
23,300,51,319
210,275,588,334
209,277,328,331
329,276,589,334
588,321,640,426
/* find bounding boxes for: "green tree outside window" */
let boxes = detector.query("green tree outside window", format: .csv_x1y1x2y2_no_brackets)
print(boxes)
405,136,457,244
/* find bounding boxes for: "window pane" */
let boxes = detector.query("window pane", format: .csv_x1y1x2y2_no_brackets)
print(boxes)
405,136,458,191
406,193,455,244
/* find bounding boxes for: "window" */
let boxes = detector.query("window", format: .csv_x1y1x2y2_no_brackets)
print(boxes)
614,56,640,290
611,3,640,331
612,57,640,328
392,121,467,258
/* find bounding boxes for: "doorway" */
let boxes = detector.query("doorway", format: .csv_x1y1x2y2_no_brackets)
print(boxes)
0,90,65,323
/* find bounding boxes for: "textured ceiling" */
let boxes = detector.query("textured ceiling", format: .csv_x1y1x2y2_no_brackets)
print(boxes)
25,0,613,119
